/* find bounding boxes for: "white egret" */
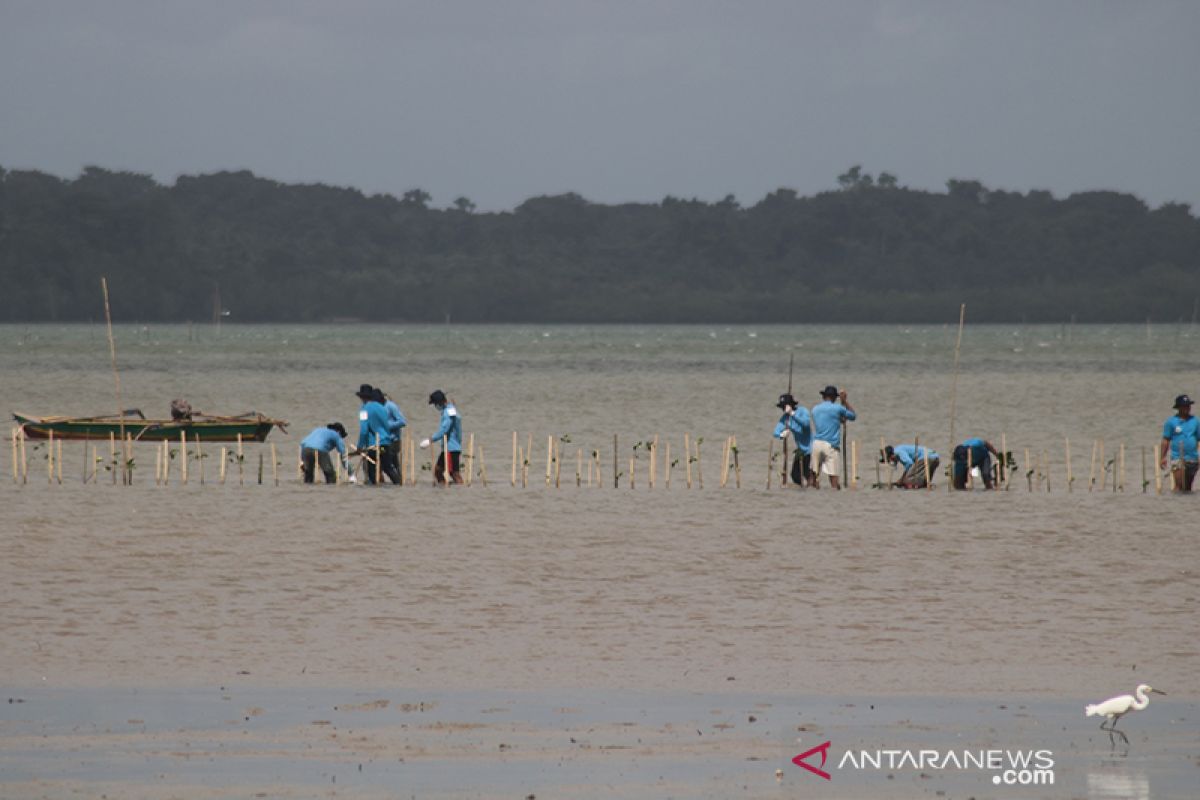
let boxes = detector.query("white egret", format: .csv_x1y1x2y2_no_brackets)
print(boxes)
1085,684,1165,746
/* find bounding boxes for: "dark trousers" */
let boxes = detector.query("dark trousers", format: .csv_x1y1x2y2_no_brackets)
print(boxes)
383,440,402,485
435,450,462,484
790,451,811,485
362,445,401,485
302,447,335,484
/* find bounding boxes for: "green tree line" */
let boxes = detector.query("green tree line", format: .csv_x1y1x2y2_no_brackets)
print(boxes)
1,164,1197,323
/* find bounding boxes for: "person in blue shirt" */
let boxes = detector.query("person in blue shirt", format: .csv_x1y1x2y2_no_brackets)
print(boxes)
1160,394,1199,492
883,443,939,489
951,437,999,490
300,422,350,484
373,387,407,485
773,393,813,486
810,385,857,489
419,389,463,484
355,383,400,485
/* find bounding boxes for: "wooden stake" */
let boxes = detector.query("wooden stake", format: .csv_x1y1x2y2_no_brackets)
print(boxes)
684,433,692,489
180,431,188,484
732,436,741,488
720,436,731,489
466,433,475,487
1042,451,1050,492
1065,437,1073,492
613,434,618,488
587,450,593,487
125,434,133,484
155,442,162,485
1022,447,1029,492
664,441,671,489
20,427,28,484
922,445,931,490
271,443,278,486
1088,439,1098,491
219,446,227,484
47,430,55,485
629,454,635,489
767,436,774,490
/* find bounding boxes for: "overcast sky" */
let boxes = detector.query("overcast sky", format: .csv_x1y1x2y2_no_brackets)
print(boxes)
1,1,1197,211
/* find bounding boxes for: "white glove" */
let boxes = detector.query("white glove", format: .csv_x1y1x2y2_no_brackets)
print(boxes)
779,430,790,439
348,475,358,484
419,438,431,449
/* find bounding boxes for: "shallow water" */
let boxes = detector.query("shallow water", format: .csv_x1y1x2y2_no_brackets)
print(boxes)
2,324,1198,797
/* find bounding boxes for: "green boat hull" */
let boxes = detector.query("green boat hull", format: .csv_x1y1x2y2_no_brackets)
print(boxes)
13,414,285,443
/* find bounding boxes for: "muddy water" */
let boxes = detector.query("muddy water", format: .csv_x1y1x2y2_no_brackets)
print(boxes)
1,324,1197,698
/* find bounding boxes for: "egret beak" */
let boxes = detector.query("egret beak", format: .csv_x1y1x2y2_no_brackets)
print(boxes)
1150,689,1166,695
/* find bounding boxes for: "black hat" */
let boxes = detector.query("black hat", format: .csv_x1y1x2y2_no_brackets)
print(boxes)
327,422,348,438
776,393,797,410
371,387,387,403
428,389,447,406
881,445,895,463
355,383,374,400
1174,394,1193,408
820,385,838,398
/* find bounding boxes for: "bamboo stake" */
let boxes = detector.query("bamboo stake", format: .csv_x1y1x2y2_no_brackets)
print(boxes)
512,432,517,488
20,428,28,484
554,438,562,488
109,432,117,485
477,444,488,486
1065,437,1073,492
155,442,162,485
466,433,475,487
1000,433,1008,490
650,435,658,490
720,436,730,489
219,446,227,484
922,445,931,490
237,433,245,486
875,436,883,489
629,454,635,489
100,277,127,485
180,431,188,484
1154,438,1163,494
271,443,278,486
947,303,966,493
613,434,618,488
664,441,671,489
1141,445,1147,494
47,430,54,485
1088,440,1098,491
851,439,858,489
766,436,774,490
732,436,741,488
1118,443,1125,492
587,450,593,487
576,448,582,487
684,433,692,489
442,438,451,487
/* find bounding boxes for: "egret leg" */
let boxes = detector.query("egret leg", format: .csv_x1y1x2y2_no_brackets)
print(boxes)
1100,715,1130,747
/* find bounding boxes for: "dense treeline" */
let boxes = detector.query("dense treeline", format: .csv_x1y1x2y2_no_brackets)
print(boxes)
1,164,1197,323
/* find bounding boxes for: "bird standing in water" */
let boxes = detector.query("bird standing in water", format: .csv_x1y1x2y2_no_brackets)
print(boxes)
1085,684,1165,747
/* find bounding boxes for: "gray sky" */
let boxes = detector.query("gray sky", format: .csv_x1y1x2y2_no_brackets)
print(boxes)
1,0,1197,211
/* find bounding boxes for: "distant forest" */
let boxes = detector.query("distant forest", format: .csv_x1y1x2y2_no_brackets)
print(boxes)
1,164,1197,323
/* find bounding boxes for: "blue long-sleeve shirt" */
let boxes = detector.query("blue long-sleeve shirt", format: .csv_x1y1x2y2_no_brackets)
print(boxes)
773,407,813,454
301,426,349,470
893,444,937,468
430,403,463,452
811,401,856,448
357,401,397,449
384,399,407,437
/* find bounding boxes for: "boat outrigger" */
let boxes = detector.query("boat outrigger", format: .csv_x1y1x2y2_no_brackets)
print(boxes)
12,411,288,443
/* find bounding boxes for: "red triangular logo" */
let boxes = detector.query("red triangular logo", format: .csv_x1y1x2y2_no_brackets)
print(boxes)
792,740,832,780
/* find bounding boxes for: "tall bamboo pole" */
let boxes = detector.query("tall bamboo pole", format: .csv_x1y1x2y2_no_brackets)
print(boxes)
684,433,692,489
946,303,966,493
271,443,278,486
100,277,127,485
466,433,475,487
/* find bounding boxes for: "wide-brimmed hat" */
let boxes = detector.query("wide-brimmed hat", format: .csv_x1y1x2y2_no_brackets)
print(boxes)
776,393,797,410
1174,394,1193,408
428,390,447,406
820,385,838,399
355,383,374,400
328,422,348,438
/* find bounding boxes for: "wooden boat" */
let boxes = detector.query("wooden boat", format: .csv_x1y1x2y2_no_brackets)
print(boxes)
12,411,287,443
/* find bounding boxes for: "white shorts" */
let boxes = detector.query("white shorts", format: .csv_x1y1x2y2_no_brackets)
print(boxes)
812,440,841,477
